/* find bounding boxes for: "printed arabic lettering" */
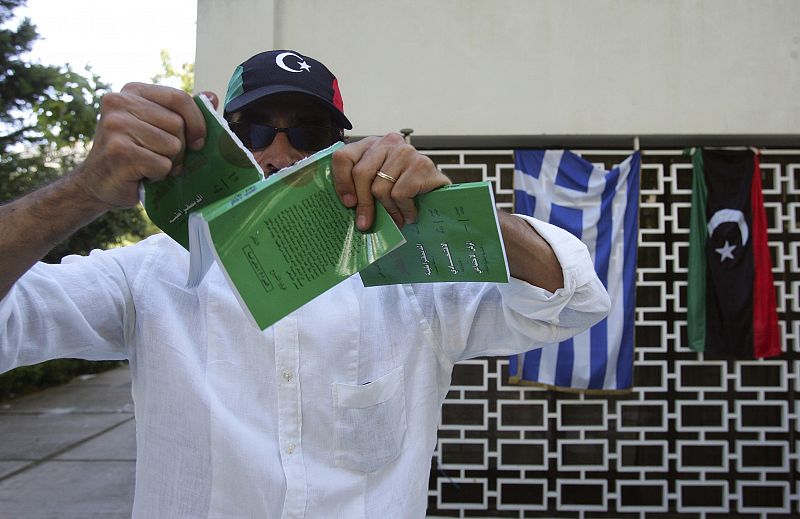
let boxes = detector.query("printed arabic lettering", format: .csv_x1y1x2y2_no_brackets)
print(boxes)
416,243,432,276
441,242,457,274
469,253,483,274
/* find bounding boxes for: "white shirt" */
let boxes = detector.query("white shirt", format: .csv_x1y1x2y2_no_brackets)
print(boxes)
0,216,609,519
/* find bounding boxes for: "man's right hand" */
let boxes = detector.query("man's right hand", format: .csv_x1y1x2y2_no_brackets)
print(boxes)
72,83,217,210
0,84,217,299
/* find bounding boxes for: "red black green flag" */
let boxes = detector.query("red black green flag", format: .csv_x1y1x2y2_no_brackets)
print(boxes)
687,149,780,359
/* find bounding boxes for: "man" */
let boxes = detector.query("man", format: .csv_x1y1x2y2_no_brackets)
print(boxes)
0,50,609,518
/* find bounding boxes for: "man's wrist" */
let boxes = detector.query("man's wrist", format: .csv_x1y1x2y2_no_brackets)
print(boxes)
24,169,111,243
62,165,115,217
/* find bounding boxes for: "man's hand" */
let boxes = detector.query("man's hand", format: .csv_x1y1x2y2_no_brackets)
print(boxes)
0,85,218,299
72,83,217,210
331,133,564,291
331,133,451,230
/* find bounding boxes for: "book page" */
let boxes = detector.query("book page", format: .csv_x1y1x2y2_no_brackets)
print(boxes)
195,143,405,330
360,182,509,286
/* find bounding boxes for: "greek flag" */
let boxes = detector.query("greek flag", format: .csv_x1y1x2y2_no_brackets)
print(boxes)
510,150,640,391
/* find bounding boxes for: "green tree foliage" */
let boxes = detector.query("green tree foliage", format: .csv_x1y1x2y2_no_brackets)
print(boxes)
0,0,151,398
0,0,150,264
0,358,123,400
151,48,194,94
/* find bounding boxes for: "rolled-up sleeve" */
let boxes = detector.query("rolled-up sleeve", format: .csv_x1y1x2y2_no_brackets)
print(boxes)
419,215,610,363
496,215,611,340
0,246,144,374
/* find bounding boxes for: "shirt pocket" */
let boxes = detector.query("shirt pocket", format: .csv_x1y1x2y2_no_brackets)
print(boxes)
332,366,408,473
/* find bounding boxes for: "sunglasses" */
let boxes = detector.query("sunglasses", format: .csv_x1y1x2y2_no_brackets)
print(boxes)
229,121,342,152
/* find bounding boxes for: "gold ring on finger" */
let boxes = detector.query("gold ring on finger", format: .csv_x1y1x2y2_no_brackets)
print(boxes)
376,171,398,184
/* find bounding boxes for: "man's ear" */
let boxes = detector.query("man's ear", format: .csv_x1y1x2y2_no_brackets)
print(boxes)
226,111,241,123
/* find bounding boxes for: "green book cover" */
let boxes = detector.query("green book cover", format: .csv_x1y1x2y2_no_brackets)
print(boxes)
187,142,406,330
139,93,508,328
359,182,509,286
140,94,263,249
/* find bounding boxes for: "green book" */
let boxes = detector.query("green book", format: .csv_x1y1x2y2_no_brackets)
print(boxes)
141,94,509,330
360,182,509,286
140,94,263,249
186,142,406,330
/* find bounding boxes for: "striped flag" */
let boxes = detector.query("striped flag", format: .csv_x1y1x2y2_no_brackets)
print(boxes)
687,149,780,358
510,150,640,392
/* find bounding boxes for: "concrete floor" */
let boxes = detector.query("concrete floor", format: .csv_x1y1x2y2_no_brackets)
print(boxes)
0,367,135,519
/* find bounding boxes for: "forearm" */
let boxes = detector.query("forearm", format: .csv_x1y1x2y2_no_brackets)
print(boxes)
0,170,108,299
0,83,210,302
499,211,564,292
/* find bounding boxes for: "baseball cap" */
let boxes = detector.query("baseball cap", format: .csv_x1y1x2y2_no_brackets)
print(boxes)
223,50,352,130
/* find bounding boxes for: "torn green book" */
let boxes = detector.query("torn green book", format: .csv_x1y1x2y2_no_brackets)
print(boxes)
359,182,509,286
140,94,263,249
187,142,406,330
140,93,509,330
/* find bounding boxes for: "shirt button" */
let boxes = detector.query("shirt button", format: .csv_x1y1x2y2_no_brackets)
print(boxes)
282,371,294,382
286,443,296,455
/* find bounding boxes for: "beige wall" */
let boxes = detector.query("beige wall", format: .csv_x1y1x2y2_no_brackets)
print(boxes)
196,0,800,137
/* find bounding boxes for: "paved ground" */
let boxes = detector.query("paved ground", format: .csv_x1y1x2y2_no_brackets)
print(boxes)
0,367,135,519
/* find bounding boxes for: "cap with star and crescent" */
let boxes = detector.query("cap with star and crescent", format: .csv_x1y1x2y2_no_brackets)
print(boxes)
223,50,352,130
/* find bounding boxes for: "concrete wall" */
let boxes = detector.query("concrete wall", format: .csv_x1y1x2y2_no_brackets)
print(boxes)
196,0,800,137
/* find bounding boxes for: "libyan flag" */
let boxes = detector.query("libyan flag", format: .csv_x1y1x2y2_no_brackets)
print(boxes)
687,149,780,359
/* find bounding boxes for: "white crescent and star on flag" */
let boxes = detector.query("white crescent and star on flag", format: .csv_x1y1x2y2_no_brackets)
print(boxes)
275,52,311,73
707,208,749,262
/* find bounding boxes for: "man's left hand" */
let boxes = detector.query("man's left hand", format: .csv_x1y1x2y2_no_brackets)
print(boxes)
331,133,451,231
